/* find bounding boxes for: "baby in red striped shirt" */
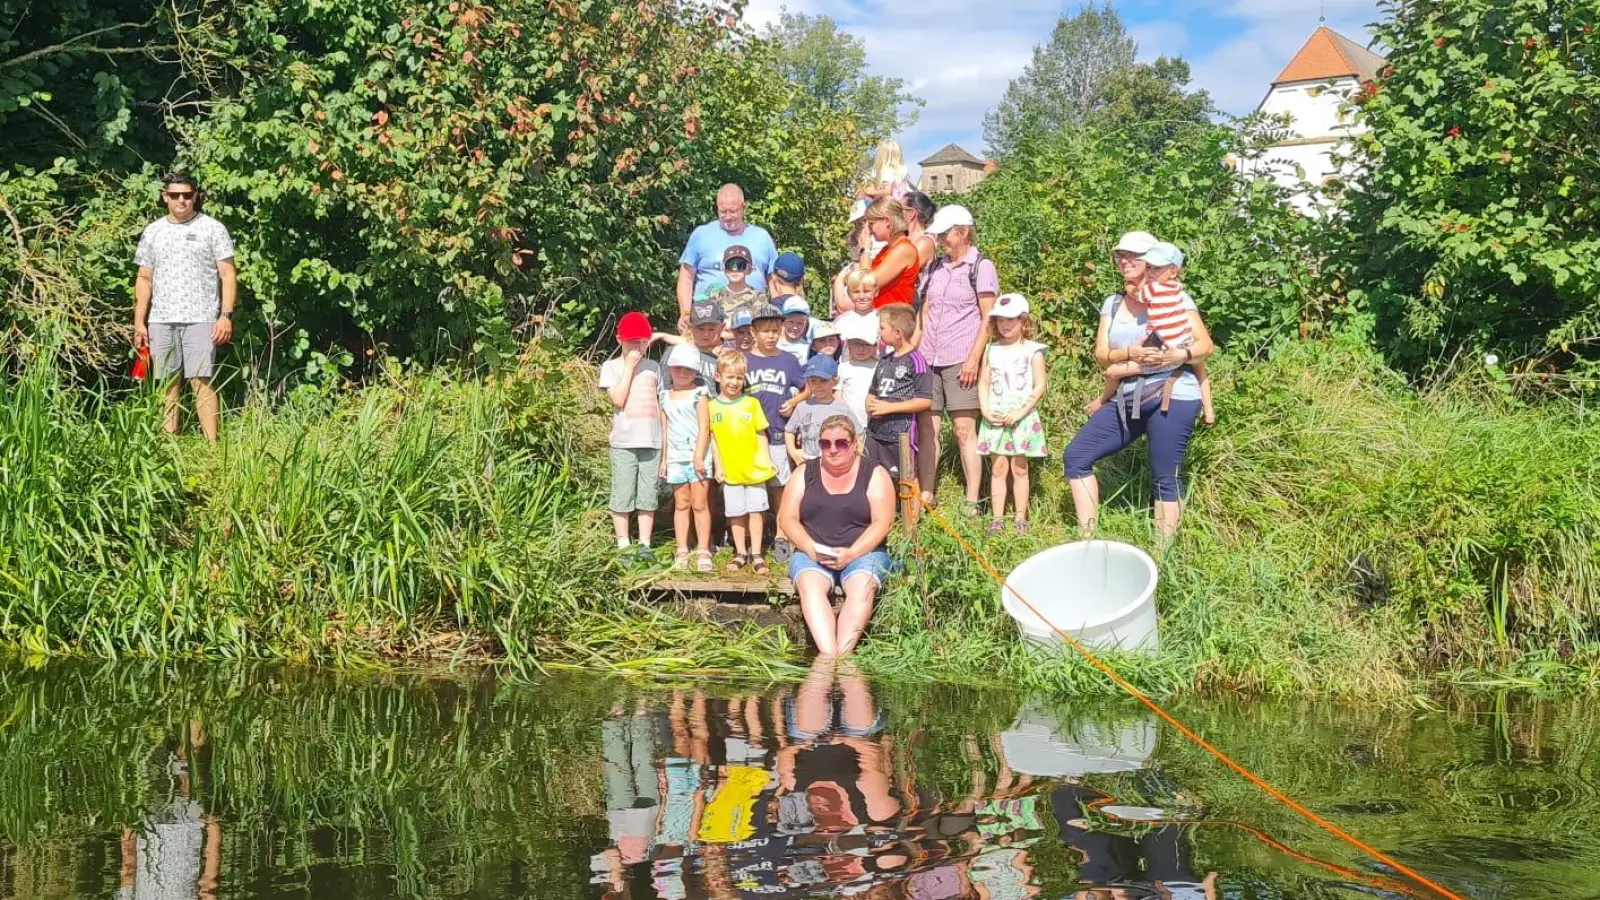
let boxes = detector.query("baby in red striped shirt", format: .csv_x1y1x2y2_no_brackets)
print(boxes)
1085,243,1215,424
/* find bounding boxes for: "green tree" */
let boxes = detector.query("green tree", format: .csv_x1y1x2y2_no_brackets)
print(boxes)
963,123,1321,353
674,37,864,298
1334,0,1600,380
0,0,194,174
983,4,1134,157
1085,56,1213,155
761,10,921,143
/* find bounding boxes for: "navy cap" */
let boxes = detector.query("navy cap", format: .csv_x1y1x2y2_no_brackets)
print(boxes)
773,252,805,283
803,355,839,379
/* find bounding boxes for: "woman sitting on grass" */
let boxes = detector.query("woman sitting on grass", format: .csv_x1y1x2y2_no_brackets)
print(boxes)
778,415,896,657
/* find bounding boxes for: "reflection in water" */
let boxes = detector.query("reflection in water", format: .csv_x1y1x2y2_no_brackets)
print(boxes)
592,658,1213,900
118,721,221,900
0,661,1593,898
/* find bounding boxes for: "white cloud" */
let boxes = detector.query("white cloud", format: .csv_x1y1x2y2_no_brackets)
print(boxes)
740,0,1385,177
1191,2,1381,115
1129,21,1190,60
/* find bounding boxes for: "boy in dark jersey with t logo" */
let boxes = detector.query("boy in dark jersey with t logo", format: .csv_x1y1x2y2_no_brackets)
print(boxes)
864,303,933,484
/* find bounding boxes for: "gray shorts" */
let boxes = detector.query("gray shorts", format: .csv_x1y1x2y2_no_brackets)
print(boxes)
149,322,216,379
767,442,793,487
931,364,980,413
722,483,770,517
609,447,661,513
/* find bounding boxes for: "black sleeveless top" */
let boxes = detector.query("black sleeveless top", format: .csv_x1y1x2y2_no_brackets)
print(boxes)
799,458,883,551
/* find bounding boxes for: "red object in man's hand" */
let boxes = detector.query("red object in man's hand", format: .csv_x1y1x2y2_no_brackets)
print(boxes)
131,345,150,381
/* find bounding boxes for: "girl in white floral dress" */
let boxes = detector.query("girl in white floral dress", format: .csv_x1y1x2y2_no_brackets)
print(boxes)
976,293,1048,534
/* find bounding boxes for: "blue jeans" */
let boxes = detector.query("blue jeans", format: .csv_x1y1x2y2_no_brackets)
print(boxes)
1063,398,1201,502
788,549,891,591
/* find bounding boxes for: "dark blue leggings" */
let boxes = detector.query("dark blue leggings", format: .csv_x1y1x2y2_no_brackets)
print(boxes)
1063,398,1201,502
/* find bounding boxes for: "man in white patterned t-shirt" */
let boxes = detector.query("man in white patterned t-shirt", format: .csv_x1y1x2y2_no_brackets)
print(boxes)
133,175,237,442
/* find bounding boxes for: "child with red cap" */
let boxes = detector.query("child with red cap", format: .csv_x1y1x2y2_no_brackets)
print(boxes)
599,311,665,566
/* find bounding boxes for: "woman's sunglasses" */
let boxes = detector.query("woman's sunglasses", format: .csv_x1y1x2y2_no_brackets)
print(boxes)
819,438,853,453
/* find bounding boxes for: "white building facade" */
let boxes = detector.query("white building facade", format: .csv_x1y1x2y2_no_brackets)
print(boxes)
1237,26,1386,215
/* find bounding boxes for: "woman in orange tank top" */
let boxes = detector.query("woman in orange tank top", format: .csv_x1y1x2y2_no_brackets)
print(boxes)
865,198,920,309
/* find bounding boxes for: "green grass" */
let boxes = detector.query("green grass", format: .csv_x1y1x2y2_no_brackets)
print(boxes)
0,349,789,673
860,337,1600,697
2,337,1597,695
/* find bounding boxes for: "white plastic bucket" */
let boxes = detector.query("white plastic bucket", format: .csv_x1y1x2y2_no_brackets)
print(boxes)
1000,540,1159,652
998,698,1156,776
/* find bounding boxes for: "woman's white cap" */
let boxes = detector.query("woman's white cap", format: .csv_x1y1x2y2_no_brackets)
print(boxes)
991,293,1030,318
926,205,975,235
666,342,702,369
1113,231,1159,254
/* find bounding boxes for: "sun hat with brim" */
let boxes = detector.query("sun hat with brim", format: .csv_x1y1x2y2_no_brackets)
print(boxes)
810,320,840,340
616,311,652,342
991,293,1030,318
926,205,975,235
1141,241,1185,268
666,343,702,369
1113,231,1159,255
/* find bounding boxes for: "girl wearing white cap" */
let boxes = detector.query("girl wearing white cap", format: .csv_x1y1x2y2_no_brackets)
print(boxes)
976,293,1048,534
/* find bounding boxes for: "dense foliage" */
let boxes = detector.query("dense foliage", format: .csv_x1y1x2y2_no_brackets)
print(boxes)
1336,0,1600,380
961,122,1323,354
0,0,874,377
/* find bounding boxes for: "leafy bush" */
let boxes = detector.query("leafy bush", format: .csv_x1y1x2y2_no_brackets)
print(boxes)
961,123,1324,357
1335,0,1600,380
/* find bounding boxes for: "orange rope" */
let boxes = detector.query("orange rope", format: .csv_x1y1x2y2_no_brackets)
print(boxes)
901,486,1467,900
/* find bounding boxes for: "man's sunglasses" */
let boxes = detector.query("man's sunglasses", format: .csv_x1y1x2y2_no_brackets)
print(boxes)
165,191,196,200
819,438,853,453
724,259,750,272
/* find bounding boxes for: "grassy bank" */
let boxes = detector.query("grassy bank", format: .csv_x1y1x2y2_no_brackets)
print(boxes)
867,337,1600,695
2,338,1598,695
0,349,796,675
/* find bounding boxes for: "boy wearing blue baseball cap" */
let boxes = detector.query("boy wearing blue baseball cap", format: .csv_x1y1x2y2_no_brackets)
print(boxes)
769,252,806,299
784,355,860,465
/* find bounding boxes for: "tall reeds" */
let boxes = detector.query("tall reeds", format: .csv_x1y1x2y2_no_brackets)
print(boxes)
0,352,788,670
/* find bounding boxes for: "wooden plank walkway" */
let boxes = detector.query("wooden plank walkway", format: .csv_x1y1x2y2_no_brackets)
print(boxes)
653,572,795,597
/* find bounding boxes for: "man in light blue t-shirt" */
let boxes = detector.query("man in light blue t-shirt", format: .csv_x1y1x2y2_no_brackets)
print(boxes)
676,184,778,329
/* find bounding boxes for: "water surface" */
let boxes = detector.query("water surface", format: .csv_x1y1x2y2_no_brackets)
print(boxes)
1,661,1595,899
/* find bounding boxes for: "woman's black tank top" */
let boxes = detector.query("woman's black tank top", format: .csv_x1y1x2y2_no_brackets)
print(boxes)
800,458,882,551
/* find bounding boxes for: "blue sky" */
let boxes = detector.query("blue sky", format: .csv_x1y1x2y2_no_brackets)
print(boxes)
744,0,1383,175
